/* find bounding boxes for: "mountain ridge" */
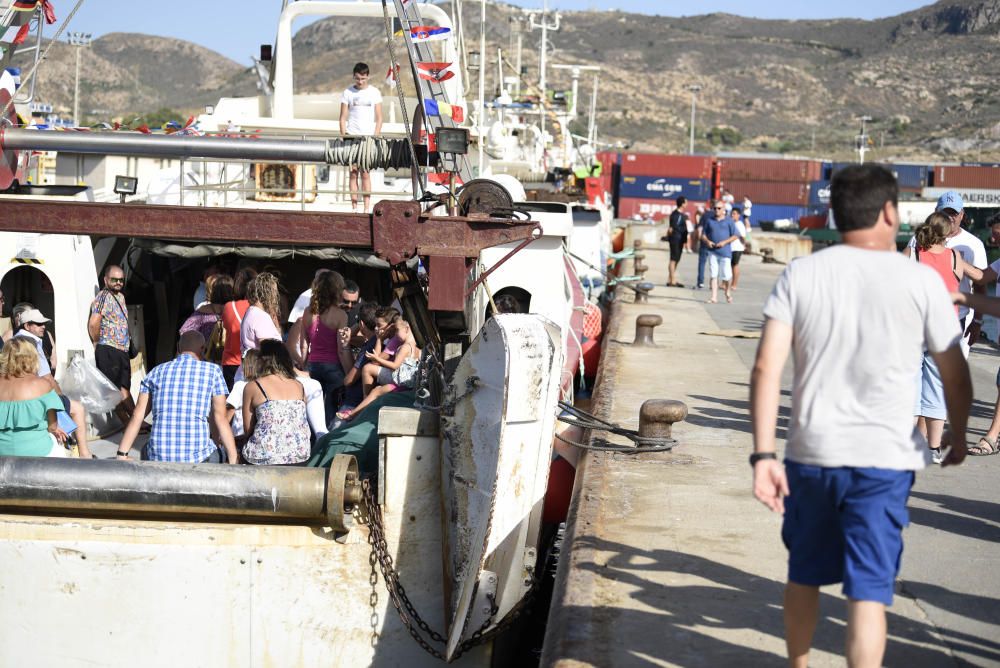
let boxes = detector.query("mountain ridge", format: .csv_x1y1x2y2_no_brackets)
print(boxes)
13,0,1000,161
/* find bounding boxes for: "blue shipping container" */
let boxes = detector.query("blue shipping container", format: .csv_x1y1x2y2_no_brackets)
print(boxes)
749,204,812,226
809,180,831,207
618,175,710,201
829,162,929,190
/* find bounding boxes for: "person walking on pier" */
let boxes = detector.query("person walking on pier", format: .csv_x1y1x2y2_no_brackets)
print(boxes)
750,164,972,668
664,196,689,287
700,201,739,304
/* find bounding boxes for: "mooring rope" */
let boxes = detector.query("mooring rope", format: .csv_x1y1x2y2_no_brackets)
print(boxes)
324,136,413,171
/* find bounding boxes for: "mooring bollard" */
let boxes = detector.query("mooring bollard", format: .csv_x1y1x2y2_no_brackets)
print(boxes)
638,399,689,440
635,282,652,303
633,252,646,263
633,240,643,250
633,313,662,347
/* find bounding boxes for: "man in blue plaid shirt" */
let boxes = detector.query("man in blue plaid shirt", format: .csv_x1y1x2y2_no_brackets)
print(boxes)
116,331,237,463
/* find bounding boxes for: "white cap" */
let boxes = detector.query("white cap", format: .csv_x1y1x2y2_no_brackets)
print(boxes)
19,308,50,325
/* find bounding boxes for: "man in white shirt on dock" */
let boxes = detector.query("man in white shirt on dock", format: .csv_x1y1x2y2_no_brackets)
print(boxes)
751,164,971,668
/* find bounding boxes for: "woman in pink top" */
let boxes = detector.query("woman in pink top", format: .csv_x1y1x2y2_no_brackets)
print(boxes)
304,270,349,420
913,213,983,461
240,272,283,356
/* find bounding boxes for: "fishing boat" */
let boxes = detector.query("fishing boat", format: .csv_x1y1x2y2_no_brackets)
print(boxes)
0,1,606,663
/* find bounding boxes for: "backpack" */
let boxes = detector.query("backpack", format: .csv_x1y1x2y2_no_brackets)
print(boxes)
205,317,226,364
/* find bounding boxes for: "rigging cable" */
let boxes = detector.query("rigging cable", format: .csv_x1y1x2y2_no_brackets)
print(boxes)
324,136,412,171
380,0,424,196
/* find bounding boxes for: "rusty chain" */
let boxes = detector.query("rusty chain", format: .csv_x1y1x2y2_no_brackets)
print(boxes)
357,479,537,662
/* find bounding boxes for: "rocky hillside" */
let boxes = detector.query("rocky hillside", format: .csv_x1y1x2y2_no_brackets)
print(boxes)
15,0,1000,161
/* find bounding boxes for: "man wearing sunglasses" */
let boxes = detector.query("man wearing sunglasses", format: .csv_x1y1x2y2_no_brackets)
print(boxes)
88,265,136,427
699,200,740,303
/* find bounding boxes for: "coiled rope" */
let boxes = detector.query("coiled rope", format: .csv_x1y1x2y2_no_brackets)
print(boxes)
555,401,676,452
324,136,413,171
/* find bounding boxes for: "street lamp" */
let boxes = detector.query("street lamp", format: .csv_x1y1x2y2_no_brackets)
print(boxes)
67,32,92,127
688,84,702,155
856,115,873,164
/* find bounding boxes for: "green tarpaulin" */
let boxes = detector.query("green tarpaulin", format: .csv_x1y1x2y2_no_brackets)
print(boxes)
307,391,418,475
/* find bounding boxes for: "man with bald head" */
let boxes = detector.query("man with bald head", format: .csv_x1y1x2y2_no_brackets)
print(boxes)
89,264,136,425
115,331,236,463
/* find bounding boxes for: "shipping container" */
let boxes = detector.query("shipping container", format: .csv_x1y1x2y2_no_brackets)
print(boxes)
830,162,929,190
889,164,930,190
616,196,706,221
618,175,710,201
750,204,817,226
923,187,1000,206
718,157,822,183
932,165,1000,190
620,153,713,179
724,179,810,206
808,180,831,207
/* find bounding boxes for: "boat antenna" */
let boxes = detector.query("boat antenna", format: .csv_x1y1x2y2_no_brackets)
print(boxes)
1,0,89,125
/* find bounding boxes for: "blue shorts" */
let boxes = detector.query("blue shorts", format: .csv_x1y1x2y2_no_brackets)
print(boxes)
782,461,914,605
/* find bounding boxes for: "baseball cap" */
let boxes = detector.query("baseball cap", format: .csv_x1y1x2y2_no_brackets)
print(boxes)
936,191,964,213
20,308,50,325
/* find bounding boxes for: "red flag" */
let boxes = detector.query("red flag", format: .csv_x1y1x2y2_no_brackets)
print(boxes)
12,24,30,45
41,0,56,23
416,62,455,83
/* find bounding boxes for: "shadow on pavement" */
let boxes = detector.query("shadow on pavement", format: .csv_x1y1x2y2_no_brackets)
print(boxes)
560,536,998,667
683,394,788,437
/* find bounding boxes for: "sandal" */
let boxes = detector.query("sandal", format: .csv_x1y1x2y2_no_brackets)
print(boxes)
969,436,1000,456
335,410,353,422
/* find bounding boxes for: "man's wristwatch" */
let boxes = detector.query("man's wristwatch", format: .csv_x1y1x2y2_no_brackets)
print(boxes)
749,452,777,466
116,450,129,457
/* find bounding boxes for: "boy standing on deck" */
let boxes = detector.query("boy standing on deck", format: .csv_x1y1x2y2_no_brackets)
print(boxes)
749,164,972,668
339,62,383,213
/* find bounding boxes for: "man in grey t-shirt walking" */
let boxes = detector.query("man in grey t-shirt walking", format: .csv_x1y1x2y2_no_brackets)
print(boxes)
750,164,972,668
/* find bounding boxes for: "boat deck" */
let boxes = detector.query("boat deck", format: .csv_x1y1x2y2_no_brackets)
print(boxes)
543,229,1000,666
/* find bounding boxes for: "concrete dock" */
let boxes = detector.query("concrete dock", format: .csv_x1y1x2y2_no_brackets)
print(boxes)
543,233,1000,667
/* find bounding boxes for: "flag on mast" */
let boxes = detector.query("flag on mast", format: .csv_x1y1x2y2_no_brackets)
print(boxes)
416,62,456,83
409,26,451,43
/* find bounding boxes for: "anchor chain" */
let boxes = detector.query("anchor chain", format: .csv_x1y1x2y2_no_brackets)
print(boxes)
358,479,535,662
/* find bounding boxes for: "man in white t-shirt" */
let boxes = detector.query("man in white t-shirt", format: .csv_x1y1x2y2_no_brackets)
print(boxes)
751,164,971,668
339,62,383,213
904,191,987,353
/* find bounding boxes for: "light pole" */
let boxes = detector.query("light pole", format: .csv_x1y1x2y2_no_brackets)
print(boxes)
67,32,92,127
527,1,560,147
856,115,872,164
688,84,701,155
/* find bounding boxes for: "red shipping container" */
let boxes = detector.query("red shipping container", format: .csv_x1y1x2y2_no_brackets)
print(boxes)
719,158,822,183
620,153,712,179
616,196,707,221
724,179,809,206
933,165,1000,190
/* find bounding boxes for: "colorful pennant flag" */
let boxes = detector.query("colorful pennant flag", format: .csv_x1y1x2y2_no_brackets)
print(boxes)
416,61,456,83
424,99,464,123
409,26,451,43
384,64,399,87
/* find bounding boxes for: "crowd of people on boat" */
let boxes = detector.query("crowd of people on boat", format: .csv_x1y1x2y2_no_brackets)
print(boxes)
661,191,751,304
0,262,423,466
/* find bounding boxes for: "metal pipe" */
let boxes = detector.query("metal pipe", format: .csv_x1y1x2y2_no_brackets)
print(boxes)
0,457,330,523
0,127,330,163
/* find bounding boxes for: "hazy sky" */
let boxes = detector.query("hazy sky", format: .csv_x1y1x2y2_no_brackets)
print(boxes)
56,0,932,64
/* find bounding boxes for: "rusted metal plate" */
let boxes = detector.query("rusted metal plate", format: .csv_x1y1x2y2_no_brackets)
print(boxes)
440,314,564,659
372,200,537,264
427,255,470,312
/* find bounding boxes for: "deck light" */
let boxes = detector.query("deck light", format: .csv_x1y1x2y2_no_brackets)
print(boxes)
114,175,138,203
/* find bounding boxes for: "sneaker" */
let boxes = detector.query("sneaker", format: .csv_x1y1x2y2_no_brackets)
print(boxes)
696,283,705,289
930,448,944,465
